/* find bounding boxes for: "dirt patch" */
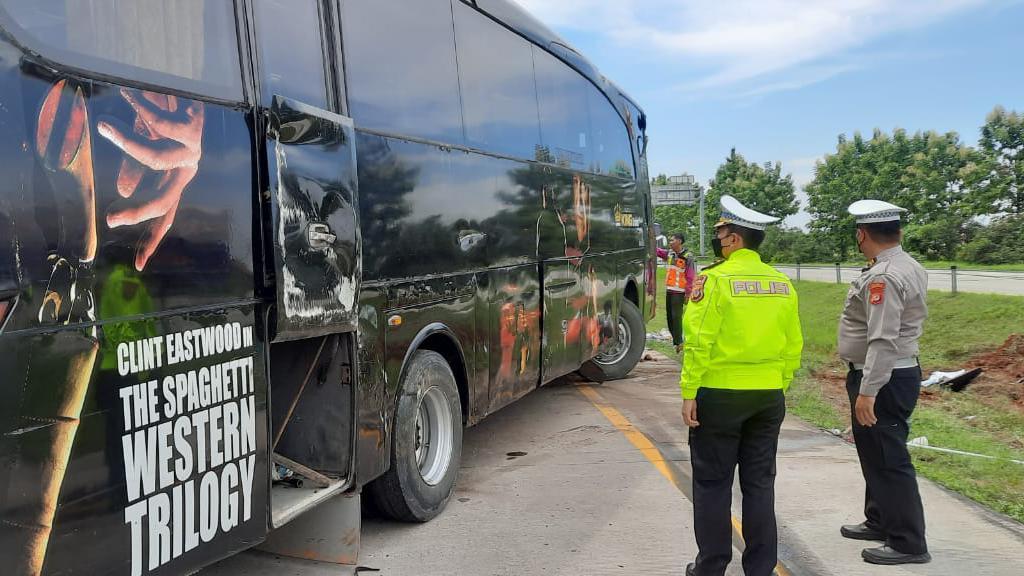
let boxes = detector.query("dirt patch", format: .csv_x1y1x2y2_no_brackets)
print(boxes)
808,368,853,412
962,334,1024,412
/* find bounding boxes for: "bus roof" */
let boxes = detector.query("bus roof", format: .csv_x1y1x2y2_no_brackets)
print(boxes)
473,0,644,120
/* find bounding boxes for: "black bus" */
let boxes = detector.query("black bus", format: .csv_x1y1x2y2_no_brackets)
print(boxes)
0,1,655,574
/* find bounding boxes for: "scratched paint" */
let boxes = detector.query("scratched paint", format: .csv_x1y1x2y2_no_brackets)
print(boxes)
267,97,362,341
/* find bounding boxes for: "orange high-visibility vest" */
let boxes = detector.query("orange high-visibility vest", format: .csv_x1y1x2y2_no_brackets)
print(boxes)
666,250,693,293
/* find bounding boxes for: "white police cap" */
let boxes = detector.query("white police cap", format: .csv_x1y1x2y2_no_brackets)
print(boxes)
848,199,907,224
715,195,779,231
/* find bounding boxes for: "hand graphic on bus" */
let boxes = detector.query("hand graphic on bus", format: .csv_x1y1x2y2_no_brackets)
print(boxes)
98,89,205,271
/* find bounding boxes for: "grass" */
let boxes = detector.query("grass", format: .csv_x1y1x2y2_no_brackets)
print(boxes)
646,268,1024,523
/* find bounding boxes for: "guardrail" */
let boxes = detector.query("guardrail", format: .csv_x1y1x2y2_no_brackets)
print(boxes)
773,263,1024,297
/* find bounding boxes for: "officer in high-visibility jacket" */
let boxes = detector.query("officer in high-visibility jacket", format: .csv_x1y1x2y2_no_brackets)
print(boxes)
681,195,803,576
657,233,696,353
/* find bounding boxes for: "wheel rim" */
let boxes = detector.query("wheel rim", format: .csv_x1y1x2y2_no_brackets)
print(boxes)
414,381,454,486
593,316,631,366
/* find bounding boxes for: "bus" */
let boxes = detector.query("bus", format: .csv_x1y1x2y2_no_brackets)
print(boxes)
0,1,655,574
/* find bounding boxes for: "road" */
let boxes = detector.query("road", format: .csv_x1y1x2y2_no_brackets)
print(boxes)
204,353,1024,575
775,266,1024,296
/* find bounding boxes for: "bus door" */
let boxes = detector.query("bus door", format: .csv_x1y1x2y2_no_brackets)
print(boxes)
262,97,360,340
539,172,589,382
250,0,361,535
542,261,584,381
253,0,360,342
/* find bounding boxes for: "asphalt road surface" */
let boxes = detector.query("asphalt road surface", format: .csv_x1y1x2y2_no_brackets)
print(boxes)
775,266,1024,296
205,353,1024,575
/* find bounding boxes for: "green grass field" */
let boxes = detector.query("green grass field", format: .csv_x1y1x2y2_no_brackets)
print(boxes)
646,268,1024,523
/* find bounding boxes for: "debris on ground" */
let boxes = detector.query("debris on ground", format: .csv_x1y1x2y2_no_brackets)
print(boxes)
922,369,968,387
646,329,672,342
945,367,984,392
923,368,984,391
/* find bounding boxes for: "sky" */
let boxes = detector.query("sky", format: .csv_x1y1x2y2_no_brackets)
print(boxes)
515,0,1024,227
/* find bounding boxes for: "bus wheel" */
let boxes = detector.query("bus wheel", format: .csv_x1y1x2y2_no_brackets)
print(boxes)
369,350,463,522
579,299,645,382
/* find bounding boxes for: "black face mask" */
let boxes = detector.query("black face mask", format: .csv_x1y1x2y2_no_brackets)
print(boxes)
711,237,725,258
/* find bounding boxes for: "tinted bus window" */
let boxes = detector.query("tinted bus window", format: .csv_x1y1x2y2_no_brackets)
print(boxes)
341,0,464,145
0,0,242,100
253,0,329,109
587,87,634,179
533,46,590,171
454,3,540,160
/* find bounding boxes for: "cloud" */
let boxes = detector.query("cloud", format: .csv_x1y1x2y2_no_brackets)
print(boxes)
514,0,990,91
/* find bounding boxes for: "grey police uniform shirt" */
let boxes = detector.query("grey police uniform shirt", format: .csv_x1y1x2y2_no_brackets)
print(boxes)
838,246,929,397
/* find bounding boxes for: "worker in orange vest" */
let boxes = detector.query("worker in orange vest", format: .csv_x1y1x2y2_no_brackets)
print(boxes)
657,233,696,353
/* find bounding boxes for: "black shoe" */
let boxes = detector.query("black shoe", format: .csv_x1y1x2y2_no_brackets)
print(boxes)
841,522,886,542
862,545,932,565
685,563,696,576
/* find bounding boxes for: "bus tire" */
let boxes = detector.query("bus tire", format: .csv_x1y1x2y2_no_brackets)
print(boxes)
579,298,645,382
369,350,463,522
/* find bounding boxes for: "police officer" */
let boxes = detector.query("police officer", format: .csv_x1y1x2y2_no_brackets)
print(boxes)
838,200,931,565
658,233,696,353
681,196,803,576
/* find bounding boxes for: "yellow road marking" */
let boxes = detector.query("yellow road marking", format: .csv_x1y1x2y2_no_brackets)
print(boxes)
577,384,791,576
576,385,678,485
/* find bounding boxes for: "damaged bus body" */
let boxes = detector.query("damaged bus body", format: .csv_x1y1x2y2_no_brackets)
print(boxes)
0,0,654,574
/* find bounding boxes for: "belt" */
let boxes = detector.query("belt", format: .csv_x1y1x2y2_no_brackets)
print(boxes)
849,357,918,371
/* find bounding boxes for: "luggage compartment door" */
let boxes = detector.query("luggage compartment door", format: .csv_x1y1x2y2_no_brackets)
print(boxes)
266,96,360,341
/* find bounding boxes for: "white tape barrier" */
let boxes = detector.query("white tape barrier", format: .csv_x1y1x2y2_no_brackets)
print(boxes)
907,436,1024,465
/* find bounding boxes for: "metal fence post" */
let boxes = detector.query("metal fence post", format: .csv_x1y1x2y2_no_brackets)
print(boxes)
796,262,801,282
835,263,842,284
951,265,958,296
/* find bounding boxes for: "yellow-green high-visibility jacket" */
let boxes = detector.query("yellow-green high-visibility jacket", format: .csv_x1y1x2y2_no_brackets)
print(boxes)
680,248,803,400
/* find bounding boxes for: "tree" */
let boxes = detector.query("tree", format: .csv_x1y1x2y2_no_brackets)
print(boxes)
654,203,701,245
759,227,822,263
903,218,969,261
805,129,978,260
651,173,670,186
704,149,798,234
899,131,978,222
957,215,1024,264
968,107,1024,215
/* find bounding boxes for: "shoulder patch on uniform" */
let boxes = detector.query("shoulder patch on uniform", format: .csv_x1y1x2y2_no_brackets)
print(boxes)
701,259,725,271
868,281,886,305
690,275,709,303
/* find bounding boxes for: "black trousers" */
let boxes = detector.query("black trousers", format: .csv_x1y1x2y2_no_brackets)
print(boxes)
666,291,687,346
846,368,928,555
690,388,786,576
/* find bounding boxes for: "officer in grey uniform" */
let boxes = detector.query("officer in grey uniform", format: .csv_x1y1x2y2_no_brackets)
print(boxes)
838,200,931,566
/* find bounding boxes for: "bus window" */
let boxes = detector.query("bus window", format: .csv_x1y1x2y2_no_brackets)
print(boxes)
533,46,590,171
341,0,464,145
0,0,243,100
453,2,541,160
253,0,329,110
587,87,634,179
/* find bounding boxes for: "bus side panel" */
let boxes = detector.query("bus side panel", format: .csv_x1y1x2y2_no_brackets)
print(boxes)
354,285,389,485
0,307,270,576
0,43,268,575
0,69,257,334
